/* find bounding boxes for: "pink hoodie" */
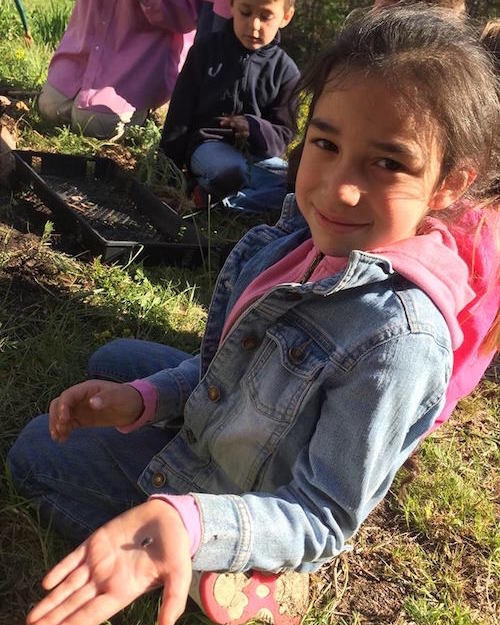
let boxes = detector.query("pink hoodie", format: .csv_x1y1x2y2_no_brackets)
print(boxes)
430,205,499,430
373,208,499,431
47,0,198,115
203,0,232,19
212,0,232,19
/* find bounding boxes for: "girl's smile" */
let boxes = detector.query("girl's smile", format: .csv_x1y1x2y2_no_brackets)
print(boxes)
295,74,461,257
314,209,371,232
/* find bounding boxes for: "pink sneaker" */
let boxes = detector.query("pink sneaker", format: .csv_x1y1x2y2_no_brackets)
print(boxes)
192,569,309,625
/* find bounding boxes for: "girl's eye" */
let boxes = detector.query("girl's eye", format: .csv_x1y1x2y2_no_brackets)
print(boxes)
312,138,338,152
377,158,404,171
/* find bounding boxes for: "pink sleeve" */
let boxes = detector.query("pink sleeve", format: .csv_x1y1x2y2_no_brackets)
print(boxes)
213,0,232,18
139,0,199,33
149,494,202,557
116,379,158,433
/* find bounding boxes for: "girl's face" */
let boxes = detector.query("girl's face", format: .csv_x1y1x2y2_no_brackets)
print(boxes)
296,74,462,256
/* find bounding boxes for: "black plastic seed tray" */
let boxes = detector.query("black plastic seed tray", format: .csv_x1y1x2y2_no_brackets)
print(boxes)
13,150,228,266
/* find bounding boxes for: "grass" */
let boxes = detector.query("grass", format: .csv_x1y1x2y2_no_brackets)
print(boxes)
0,1,499,624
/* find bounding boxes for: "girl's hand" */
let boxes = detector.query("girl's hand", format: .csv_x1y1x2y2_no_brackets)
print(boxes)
26,499,192,625
219,115,250,138
49,380,143,443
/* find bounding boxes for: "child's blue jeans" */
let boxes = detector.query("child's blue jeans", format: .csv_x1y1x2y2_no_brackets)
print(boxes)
7,339,192,543
190,141,288,213
222,157,289,214
190,140,250,197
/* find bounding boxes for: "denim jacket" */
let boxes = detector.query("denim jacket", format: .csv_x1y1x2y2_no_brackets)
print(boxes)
138,195,454,573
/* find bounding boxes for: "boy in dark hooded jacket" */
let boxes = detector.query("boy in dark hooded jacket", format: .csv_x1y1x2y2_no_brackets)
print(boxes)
160,0,299,210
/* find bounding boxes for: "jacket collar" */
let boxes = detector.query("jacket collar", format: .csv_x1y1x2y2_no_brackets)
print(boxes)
277,195,474,349
276,193,308,232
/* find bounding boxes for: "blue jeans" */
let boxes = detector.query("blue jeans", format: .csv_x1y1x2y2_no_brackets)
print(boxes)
190,141,288,212
190,140,250,198
7,339,192,543
222,157,288,214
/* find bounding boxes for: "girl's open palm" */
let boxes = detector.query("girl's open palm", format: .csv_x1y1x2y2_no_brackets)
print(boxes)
26,500,192,625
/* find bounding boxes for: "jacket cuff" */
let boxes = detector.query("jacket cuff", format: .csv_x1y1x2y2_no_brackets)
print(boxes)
191,493,252,571
145,355,201,421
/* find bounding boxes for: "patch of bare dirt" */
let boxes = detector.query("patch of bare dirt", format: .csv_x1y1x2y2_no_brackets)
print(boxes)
329,506,409,623
97,143,136,171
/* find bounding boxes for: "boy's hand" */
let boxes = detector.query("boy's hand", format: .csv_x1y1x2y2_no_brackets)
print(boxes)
219,115,249,138
49,380,144,443
26,499,192,625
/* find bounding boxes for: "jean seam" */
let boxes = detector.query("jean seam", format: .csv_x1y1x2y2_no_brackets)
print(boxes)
35,472,135,507
86,368,130,383
41,491,96,535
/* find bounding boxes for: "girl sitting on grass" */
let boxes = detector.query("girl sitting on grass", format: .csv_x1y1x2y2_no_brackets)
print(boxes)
8,6,499,625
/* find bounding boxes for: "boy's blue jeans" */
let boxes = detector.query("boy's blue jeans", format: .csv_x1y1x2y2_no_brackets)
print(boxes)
7,339,192,543
190,141,288,213
223,157,289,214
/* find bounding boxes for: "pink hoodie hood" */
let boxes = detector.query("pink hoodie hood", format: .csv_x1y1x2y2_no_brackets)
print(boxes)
371,216,476,350
375,210,499,432
322,211,498,432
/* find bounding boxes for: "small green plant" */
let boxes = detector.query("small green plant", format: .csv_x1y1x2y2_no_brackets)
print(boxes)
405,596,477,625
31,1,71,49
0,3,18,40
38,219,53,249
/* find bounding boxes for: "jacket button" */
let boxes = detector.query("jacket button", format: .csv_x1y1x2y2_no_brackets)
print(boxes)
207,385,221,402
241,336,259,351
289,346,306,364
185,427,196,444
152,472,166,488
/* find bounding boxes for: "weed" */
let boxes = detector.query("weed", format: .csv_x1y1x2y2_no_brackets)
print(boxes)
404,596,478,625
38,218,53,249
31,1,71,49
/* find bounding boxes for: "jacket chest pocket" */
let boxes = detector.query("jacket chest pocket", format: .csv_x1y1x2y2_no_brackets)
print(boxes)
245,321,331,423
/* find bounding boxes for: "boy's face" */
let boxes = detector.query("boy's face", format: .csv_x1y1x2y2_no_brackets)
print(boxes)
231,0,294,50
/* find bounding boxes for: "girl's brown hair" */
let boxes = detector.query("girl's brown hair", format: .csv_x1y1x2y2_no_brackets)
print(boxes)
481,19,500,75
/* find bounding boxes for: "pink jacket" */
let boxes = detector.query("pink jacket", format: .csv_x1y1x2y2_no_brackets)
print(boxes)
47,0,199,116
431,204,499,431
